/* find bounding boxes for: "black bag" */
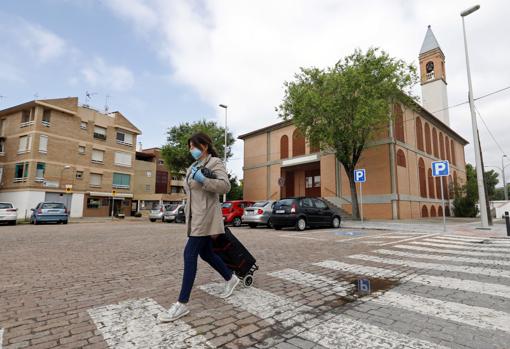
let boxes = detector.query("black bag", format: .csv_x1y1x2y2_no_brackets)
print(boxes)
212,227,257,281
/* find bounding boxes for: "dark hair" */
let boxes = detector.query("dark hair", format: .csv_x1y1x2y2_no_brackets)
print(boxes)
187,132,219,158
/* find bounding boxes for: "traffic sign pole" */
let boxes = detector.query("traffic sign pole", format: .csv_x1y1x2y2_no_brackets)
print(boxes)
359,181,364,227
440,177,446,232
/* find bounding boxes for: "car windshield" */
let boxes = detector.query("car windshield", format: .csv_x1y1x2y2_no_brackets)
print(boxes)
42,203,64,209
167,204,178,211
276,199,294,207
222,203,232,209
253,202,268,207
0,203,13,209
152,204,162,210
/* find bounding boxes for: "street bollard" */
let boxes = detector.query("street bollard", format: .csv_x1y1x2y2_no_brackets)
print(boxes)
505,211,510,237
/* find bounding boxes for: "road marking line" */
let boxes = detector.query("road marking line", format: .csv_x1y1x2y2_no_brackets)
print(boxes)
0,328,3,349
421,240,510,252
394,244,510,258
378,233,438,246
375,249,510,267
279,235,328,241
201,283,446,348
349,254,510,279
372,291,510,332
88,298,213,348
336,232,396,242
315,260,510,299
433,235,485,242
298,313,449,349
268,268,354,296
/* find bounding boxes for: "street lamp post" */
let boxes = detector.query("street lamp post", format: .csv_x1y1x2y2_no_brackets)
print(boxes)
219,104,228,203
461,4,489,229
503,155,508,201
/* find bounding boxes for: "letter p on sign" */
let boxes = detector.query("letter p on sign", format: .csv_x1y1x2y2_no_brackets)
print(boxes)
432,161,449,177
354,169,366,183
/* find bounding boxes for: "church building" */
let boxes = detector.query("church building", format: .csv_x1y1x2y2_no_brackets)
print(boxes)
239,26,468,219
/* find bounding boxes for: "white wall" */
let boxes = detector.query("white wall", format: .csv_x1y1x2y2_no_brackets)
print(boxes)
0,191,46,219
70,193,84,218
422,79,450,126
491,201,510,219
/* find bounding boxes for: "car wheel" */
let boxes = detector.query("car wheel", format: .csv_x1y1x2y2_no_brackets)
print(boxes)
267,219,273,229
233,217,242,227
296,217,306,231
273,225,282,230
248,223,257,229
150,219,156,222
9,220,16,226
63,220,68,225
332,216,341,228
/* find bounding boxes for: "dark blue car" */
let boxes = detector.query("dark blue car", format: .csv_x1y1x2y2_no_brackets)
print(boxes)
30,202,69,225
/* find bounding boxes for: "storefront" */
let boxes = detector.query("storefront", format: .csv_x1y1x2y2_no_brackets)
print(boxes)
83,192,133,217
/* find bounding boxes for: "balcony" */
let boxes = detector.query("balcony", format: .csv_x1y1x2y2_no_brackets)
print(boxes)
93,133,107,141
20,121,35,128
112,184,129,189
41,121,50,127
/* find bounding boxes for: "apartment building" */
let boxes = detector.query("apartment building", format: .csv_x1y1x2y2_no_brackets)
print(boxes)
133,148,186,213
0,97,141,218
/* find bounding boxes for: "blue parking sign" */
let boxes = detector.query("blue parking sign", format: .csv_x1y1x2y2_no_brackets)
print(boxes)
432,161,450,177
354,169,366,183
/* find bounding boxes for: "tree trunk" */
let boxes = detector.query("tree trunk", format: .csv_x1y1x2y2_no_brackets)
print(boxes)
347,171,360,219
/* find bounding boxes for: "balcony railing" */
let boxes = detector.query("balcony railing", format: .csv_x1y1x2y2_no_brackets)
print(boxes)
41,121,50,127
112,184,129,189
20,121,35,128
93,133,107,140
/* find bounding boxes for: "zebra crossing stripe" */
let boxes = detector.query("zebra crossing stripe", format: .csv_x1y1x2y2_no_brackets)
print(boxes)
394,244,510,258
201,283,447,349
0,328,3,349
378,233,438,246
268,268,354,296
433,235,485,242
313,260,407,278
374,249,510,267
349,254,510,279
425,238,510,251
413,241,510,253
372,291,510,332
87,298,213,348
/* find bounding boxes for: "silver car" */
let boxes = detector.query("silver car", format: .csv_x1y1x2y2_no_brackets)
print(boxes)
149,204,174,222
0,202,18,225
163,204,182,223
242,200,275,228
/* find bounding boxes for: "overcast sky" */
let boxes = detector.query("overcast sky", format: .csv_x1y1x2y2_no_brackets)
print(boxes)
1,0,509,184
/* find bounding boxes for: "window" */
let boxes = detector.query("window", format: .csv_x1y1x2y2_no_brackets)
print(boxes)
393,104,405,143
87,198,101,209
90,173,102,187
158,159,165,165
421,205,429,218
300,198,313,208
439,132,445,159
280,135,289,159
415,117,424,151
396,149,406,167
313,199,328,210
91,149,104,163
292,129,306,157
418,158,427,198
0,139,5,155
432,128,439,157
146,171,152,177
113,173,130,189
0,119,4,135
76,171,83,180
445,136,451,162
39,135,48,153
171,186,180,193
20,109,34,126
435,176,441,199
93,126,107,140
430,206,437,217
18,135,32,154
114,151,132,167
424,123,432,154
35,162,45,180
14,162,29,182
451,140,456,166
42,109,51,126
145,184,151,192
428,168,435,198
116,131,133,146
80,121,88,130
305,176,313,188
78,145,86,154
313,175,321,188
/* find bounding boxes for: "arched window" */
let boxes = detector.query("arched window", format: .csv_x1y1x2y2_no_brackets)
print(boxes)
442,177,449,200
397,149,406,167
451,140,456,166
394,104,405,143
439,132,445,159
432,128,439,157
428,168,435,198
416,118,424,151
435,176,441,199
421,205,429,218
424,123,432,154
445,135,451,162
438,206,443,216
418,158,427,198
430,206,437,217
292,129,306,157
280,135,289,159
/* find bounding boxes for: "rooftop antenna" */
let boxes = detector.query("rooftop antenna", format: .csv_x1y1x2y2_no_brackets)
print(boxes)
84,91,97,106
104,94,111,113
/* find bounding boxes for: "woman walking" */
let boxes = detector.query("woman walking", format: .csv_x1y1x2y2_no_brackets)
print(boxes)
159,132,240,323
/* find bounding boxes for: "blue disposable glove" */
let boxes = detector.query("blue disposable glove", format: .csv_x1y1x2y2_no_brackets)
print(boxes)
192,166,206,183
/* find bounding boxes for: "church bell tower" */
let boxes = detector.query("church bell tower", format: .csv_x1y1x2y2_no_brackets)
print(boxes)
419,25,450,126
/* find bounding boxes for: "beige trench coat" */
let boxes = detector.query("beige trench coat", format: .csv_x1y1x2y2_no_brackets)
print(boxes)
184,155,231,237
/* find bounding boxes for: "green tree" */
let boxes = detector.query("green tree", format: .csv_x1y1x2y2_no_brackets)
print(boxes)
161,120,235,174
484,169,499,201
278,48,418,219
227,176,243,200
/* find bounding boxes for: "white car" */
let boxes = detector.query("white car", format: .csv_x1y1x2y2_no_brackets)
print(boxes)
0,202,18,225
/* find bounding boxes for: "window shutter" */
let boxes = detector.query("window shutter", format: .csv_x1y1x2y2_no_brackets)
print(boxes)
90,173,102,186
92,149,104,162
39,135,48,153
115,152,132,166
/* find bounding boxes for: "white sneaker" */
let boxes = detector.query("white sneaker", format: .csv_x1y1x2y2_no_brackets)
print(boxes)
158,302,190,323
221,275,240,299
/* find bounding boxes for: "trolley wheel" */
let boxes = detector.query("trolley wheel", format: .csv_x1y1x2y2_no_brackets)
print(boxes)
243,275,253,287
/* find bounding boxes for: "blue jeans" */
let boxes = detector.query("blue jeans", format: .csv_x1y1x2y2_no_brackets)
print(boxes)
178,236,233,303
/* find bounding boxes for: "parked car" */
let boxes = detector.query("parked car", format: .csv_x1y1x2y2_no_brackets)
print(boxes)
30,202,69,225
270,197,341,231
163,204,182,223
175,205,186,224
0,202,18,225
242,200,275,228
222,200,255,227
149,204,174,222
